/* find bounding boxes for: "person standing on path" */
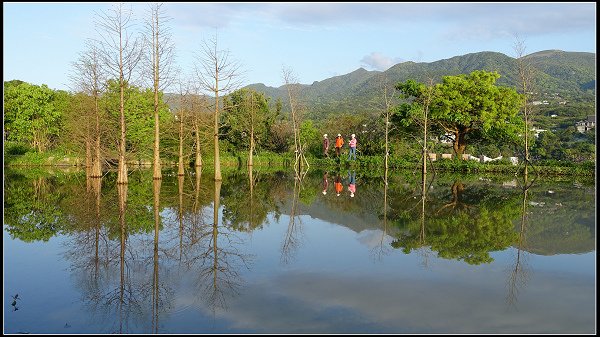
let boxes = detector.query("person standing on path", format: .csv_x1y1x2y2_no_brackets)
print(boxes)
323,134,330,158
348,134,357,160
335,134,344,158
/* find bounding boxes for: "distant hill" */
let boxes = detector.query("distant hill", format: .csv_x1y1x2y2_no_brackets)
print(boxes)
244,50,596,120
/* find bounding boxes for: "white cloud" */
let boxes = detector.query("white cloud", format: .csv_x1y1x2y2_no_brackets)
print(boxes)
360,52,404,71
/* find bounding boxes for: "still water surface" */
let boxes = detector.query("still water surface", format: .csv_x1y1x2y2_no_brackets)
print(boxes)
3,167,596,334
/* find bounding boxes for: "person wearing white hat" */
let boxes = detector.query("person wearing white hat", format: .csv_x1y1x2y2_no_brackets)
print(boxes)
322,134,330,158
348,133,357,160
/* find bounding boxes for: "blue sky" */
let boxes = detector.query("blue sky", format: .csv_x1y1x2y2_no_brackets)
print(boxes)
3,2,596,93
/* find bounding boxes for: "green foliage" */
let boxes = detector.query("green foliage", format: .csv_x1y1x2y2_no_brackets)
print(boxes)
222,88,275,154
221,170,280,231
3,172,66,242
4,141,32,156
390,179,522,265
299,119,320,156
531,127,596,162
4,81,68,152
101,79,173,159
393,71,525,157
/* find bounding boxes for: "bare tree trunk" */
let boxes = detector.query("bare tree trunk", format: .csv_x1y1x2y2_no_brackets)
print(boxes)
247,92,255,167
375,74,396,178
194,165,202,213
85,128,92,172
195,121,202,167
514,36,537,178
72,40,105,178
118,77,128,184
145,4,175,180
175,79,195,173
421,79,434,175
282,67,308,174
178,111,185,176
214,79,221,181
116,10,127,185
194,33,242,181
96,4,142,184
91,95,103,177
153,45,161,180
248,125,254,167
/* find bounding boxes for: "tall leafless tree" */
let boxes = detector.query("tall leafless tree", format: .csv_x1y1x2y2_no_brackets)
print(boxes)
142,3,176,180
173,79,191,176
282,66,309,174
95,3,143,184
420,79,435,179
373,74,398,184
70,39,107,178
191,91,211,168
194,32,243,181
513,35,538,178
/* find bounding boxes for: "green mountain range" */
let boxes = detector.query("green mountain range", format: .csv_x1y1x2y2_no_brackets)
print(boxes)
245,50,596,120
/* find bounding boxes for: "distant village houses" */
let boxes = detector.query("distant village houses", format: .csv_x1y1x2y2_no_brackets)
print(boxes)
575,115,595,133
531,127,547,138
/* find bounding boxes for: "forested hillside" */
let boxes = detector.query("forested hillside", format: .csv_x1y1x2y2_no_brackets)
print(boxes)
244,50,595,120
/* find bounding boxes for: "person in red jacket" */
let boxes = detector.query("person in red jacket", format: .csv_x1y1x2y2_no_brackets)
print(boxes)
334,134,344,158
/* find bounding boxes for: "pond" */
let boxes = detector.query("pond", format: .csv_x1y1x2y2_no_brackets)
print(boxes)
3,166,596,334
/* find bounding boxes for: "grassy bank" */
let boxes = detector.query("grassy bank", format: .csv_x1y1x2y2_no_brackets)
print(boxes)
4,148,595,177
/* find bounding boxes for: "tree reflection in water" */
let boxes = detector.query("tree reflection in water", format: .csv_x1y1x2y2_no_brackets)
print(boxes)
505,171,538,308
281,171,306,265
151,179,161,333
391,177,521,266
176,178,252,317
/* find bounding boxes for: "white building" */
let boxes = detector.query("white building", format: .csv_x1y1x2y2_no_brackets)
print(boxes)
576,115,596,133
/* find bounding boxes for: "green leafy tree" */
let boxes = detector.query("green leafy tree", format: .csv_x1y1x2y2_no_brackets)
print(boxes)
223,88,274,164
395,70,524,157
101,80,173,161
4,82,67,152
299,119,320,157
